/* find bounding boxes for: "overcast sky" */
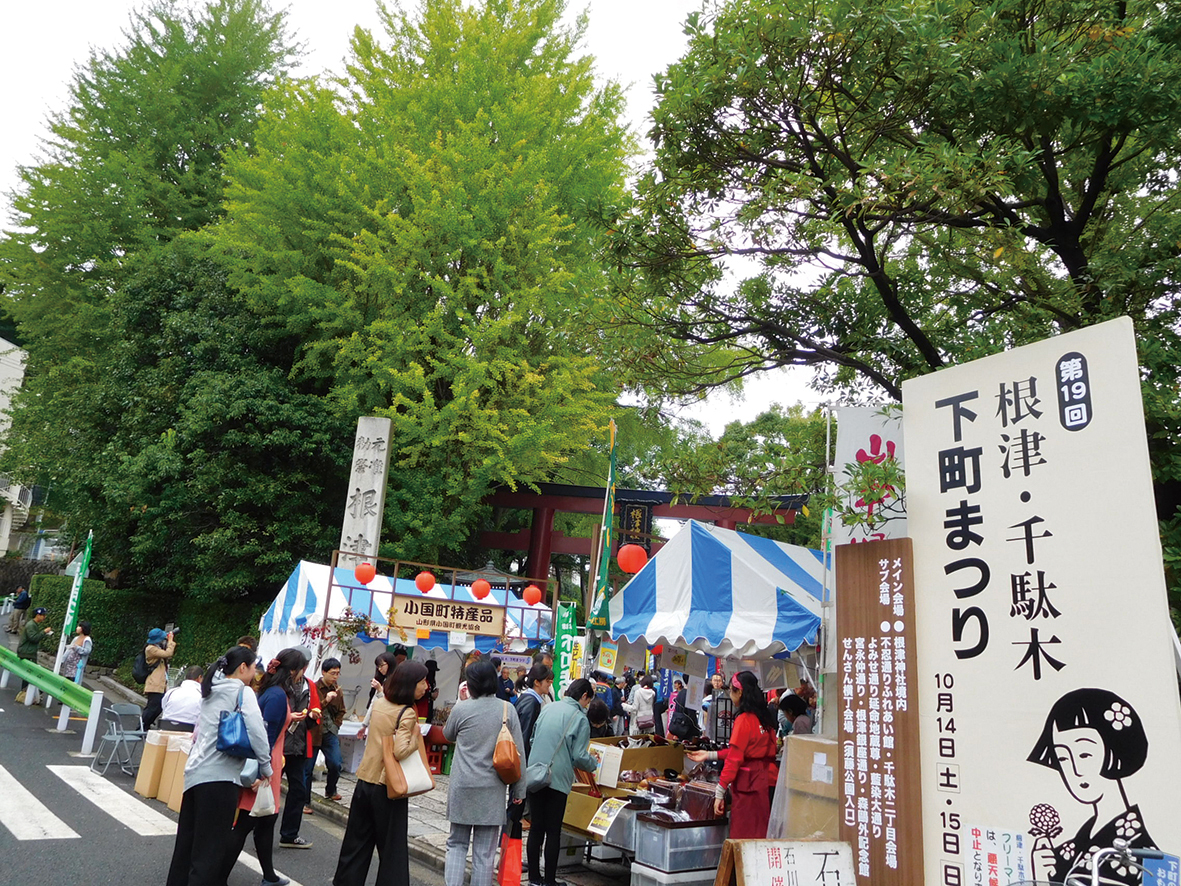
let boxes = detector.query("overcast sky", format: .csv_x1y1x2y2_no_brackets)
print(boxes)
0,0,822,429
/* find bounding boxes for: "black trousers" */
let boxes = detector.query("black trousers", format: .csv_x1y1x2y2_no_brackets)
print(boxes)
333,779,409,886
526,787,568,886
165,781,238,886
221,811,279,883
279,755,309,842
143,692,165,730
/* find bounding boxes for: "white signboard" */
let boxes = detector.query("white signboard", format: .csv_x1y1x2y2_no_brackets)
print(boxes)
338,416,393,567
735,840,855,886
902,318,1181,886
832,406,907,545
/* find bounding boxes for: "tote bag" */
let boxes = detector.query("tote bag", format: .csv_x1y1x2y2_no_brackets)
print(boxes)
217,687,255,758
383,706,436,799
493,702,522,784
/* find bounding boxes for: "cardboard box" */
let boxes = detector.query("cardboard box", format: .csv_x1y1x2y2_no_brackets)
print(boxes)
562,784,632,832
156,733,193,808
783,734,838,800
782,733,839,839
589,736,686,780
134,731,171,799
166,745,189,813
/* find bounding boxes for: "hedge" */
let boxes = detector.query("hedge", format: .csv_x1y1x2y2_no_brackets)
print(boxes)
28,574,268,671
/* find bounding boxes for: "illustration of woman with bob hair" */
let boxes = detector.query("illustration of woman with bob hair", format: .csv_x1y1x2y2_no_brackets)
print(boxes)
1027,688,1157,886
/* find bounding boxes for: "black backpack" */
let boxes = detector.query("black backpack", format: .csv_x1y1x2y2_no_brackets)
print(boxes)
131,650,151,684
668,708,701,741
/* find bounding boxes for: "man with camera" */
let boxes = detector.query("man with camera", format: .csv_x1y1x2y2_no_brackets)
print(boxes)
142,627,178,729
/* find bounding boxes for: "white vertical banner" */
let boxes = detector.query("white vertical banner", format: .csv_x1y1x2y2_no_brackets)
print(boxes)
902,317,1181,886
832,406,907,545
338,416,393,567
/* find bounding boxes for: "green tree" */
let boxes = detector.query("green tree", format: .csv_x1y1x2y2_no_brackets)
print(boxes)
212,0,634,564
1,0,294,352
604,0,1181,604
95,240,351,601
0,0,302,596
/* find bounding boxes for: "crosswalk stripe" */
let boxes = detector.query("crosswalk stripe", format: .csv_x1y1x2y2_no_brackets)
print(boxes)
235,850,305,886
47,765,176,836
0,763,80,840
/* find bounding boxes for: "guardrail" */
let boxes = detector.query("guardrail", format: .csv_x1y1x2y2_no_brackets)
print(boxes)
0,645,103,754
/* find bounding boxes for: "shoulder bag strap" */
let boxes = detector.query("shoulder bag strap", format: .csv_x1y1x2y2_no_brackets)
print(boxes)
543,706,579,769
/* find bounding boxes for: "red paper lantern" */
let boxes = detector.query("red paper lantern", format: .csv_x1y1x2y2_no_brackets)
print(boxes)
617,544,649,574
415,571,436,592
472,579,492,600
354,561,376,585
523,584,543,606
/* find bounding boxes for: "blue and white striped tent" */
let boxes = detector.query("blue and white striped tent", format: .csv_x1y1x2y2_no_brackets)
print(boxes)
608,521,831,658
257,561,553,673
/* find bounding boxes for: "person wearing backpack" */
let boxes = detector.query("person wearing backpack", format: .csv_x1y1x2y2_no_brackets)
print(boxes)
142,628,177,730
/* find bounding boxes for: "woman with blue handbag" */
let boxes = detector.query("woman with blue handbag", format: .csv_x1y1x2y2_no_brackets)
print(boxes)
165,645,273,886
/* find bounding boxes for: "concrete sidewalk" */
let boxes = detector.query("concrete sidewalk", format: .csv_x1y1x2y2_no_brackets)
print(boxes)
298,764,455,872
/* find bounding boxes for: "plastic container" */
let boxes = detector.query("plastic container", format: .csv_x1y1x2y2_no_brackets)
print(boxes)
631,862,719,886
635,815,728,872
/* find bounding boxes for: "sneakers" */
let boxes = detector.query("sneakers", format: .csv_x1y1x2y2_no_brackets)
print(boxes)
15,691,26,704
279,836,312,849
260,878,290,886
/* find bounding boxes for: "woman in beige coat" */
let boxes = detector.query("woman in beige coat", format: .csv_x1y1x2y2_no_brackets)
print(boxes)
332,660,428,886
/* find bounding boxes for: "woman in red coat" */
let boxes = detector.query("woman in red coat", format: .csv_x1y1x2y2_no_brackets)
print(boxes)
687,671,779,838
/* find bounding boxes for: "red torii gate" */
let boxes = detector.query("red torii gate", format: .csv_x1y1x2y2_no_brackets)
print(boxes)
482,482,807,584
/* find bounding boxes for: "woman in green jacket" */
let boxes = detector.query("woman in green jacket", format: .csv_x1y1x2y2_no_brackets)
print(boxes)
525,678,597,886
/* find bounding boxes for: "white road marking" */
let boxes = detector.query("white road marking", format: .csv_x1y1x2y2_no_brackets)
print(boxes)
47,765,176,836
235,850,305,886
0,763,80,840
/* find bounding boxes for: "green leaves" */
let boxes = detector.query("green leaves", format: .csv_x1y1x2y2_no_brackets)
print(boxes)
211,0,633,563
603,0,1181,611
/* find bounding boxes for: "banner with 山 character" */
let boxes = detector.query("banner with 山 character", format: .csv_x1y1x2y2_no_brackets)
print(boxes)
902,317,1181,886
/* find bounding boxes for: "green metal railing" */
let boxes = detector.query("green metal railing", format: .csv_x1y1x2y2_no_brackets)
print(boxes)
0,644,94,715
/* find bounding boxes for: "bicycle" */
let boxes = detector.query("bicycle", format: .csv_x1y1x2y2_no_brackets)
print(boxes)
1005,837,1171,886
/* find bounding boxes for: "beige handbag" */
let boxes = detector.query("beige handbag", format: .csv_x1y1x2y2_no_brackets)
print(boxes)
492,701,521,784
383,706,436,799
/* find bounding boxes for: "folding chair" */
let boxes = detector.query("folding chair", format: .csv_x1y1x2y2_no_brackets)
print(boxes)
90,703,146,776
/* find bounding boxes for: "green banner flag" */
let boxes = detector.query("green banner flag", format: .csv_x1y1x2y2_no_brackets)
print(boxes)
555,600,578,695
587,420,616,631
53,530,93,676
63,531,92,637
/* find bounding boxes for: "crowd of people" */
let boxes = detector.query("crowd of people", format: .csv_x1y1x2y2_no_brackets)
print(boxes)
9,614,816,886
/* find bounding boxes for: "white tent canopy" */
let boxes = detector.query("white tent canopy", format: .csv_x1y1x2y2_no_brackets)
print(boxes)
257,561,553,714
608,521,831,658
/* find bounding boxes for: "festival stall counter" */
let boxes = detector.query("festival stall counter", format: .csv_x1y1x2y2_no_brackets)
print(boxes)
559,521,837,866
256,559,555,760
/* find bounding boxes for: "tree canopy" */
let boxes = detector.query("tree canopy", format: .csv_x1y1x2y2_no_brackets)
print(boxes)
603,0,1181,602
210,0,635,564
0,0,333,600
